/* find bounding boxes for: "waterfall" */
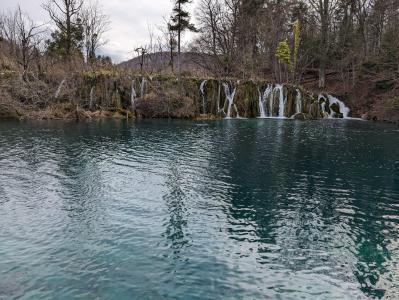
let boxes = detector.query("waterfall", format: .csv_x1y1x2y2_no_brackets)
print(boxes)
319,94,350,118
269,86,275,117
258,88,266,118
295,89,302,114
89,86,95,110
131,80,137,109
275,85,286,118
216,82,226,116
318,95,327,116
234,104,240,118
140,77,146,97
327,95,350,118
200,80,207,114
258,84,273,118
223,83,237,119
55,79,66,99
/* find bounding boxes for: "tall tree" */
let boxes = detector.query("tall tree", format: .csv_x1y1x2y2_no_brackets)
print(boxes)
81,0,110,63
169,0,197,81
14,7,45,79
42,0,84,57
308,0,339,88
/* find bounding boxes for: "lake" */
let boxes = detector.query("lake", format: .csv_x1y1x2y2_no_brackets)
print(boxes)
0,119,398,299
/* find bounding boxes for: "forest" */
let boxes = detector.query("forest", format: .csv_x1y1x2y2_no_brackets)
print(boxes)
0,0,398,122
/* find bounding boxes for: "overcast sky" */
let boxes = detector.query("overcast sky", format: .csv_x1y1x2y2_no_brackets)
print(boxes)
1,0,198,62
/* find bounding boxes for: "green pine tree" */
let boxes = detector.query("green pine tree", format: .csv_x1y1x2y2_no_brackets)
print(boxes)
169,0,197,82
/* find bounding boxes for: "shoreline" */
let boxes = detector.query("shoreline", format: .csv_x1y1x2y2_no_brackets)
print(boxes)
0,105,382,124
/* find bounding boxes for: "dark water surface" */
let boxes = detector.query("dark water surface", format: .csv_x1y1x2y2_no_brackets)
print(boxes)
0,119,398,300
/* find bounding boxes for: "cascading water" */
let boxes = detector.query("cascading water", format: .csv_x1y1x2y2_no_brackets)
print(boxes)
200,80,207,114
140,77,146,98
269,86,275,117
216,82,226,116
131,80,137,109
327,95,350,118
274,84,286,118
55,79,66,99
295,89,302,114
89,86,95,110
318,95,327,116
318,94,350,119
258,89,266,118
258,85,273,118
234,104,240,118
223,83,237,119
256,84,351,119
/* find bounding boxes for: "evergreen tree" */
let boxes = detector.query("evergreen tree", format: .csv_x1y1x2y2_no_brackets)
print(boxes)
169,0,196,81
43,0,84,58
46,18,84,57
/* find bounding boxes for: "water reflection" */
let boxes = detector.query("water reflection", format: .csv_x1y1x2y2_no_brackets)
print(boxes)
0,119,398,299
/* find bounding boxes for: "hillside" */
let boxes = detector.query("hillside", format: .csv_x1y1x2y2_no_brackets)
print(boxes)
119,52,214,77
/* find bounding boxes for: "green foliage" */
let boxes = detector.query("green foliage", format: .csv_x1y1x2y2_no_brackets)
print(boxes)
46,18,84,57
276,41,293,71
169,0,197,33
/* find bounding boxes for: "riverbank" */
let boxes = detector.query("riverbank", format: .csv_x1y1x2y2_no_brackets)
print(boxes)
1,71,398,124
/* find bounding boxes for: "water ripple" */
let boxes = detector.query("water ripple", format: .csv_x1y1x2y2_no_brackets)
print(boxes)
0,119,398,299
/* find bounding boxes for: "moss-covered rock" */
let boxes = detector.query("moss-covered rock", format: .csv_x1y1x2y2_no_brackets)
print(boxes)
135,92,195,118
293,113,308,120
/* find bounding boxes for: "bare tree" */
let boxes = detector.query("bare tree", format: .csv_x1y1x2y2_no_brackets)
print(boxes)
134,46,147,73
14,6,45,79
0,9,18,55
0,7,44,79
159,18,178,73
81,0,110,63
307,0,339,88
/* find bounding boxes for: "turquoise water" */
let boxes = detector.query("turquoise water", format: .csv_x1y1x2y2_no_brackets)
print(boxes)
0,119,398,300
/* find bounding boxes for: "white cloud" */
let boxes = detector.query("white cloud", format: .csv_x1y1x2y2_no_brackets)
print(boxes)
1,0,198,63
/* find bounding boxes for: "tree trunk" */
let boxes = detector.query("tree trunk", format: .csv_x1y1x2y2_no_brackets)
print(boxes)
319,0,329,89
177,1,182,93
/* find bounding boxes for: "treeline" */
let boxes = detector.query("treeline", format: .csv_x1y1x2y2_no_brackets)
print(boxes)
0,0,110,80
192,0,399,88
